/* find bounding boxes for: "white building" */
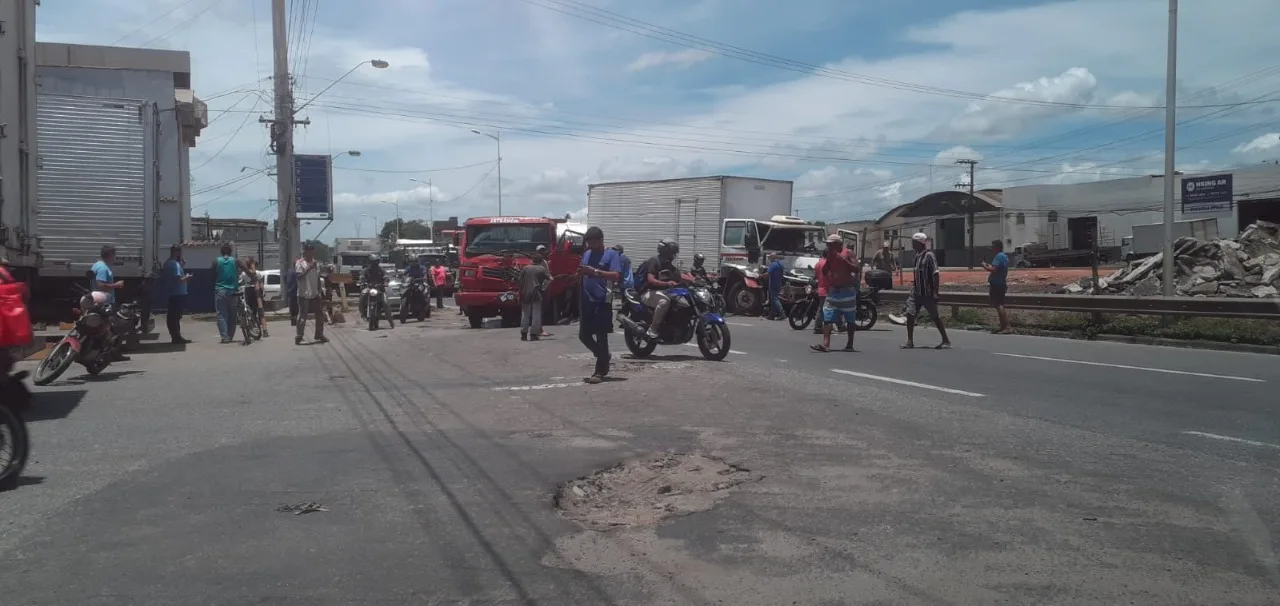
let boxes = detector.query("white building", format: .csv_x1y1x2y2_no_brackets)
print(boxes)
879,164,1280,267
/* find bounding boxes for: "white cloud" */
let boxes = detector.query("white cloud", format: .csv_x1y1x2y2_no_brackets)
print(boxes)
1233,133,1280,155
36,0,1280,237
626,49,713,72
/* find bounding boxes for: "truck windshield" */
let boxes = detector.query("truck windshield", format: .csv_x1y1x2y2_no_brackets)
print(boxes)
340,253,372,266
464,224,552,256
762,227,825,253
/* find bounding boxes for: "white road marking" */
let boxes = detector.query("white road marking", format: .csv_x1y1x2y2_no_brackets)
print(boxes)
830,369,985,397
684,343,747,355
726,322,753,327
1183,431,1280,450
994,353,1265,383
492,382,586,392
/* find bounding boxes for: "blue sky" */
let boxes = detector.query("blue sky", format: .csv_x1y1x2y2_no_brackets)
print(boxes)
37,0,1280,239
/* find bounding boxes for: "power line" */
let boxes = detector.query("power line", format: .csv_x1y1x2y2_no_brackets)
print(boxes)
517,0,1280,111
193,96,266,171
138,0,219,47
332,159,498,174
111,0,204,45
192,173,269,210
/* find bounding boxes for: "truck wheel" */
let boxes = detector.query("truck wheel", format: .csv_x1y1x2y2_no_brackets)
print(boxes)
726,281,760,316
468,314,484,329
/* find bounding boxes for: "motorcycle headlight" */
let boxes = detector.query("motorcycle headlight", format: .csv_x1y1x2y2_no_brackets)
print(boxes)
693,288,711,303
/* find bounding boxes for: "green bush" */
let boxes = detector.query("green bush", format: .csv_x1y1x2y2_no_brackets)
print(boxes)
948,308,1280,346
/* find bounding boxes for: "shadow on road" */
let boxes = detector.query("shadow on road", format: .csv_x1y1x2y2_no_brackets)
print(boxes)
0,475,46,493
27,389,88,421
131,341,187,355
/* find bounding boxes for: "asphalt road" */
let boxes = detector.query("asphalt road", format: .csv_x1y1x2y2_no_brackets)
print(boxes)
0,308,1276,604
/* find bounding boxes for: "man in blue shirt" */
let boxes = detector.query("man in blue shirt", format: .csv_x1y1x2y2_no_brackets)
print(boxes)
163,245,193,344
578,226,622,384
90,245,124,306
404,258,426,280
766,252,785,320
982,239,1011,334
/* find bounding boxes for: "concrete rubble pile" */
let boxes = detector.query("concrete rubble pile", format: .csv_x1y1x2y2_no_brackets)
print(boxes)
1062,220,1280,298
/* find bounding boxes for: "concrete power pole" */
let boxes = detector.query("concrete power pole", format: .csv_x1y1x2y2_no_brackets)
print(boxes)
1161,0,1178,297
956,159,978,269
266,0,299,271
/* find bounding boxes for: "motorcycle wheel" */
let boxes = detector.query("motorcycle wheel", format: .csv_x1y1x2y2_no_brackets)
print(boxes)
85,360,109,376
385,302,395,329
697,322,731,361
788,299,814,330
0,403,30,490
420,301,430,321
855,300,878,331
400,301,410,324
623,329,658,358
369,304,380,330
33,340,77,386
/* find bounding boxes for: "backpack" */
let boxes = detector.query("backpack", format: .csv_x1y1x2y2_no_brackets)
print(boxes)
632,259,651,293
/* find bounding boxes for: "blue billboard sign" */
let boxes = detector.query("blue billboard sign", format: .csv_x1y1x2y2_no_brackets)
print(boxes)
1181,173,1233,213
294,154,333,218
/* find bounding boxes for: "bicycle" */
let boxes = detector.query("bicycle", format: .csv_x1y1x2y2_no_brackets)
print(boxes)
236,289,262,345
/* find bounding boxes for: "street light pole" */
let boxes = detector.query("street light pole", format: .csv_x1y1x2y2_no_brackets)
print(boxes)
383,201,401,242
409,177,434,228
1161,0,1178,297
471,129,502,216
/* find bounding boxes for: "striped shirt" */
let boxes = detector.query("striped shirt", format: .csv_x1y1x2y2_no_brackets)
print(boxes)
912,250,939,299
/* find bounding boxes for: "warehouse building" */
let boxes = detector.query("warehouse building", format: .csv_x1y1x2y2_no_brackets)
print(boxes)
869,164,1280,267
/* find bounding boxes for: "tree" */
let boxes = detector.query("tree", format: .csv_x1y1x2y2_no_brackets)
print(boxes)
305,239,332,263
812,220,827,226
379,218,433,246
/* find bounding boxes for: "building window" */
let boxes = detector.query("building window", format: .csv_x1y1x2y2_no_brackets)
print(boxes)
1015,212,1025,225
1047,211,1058,223
173,72,192,89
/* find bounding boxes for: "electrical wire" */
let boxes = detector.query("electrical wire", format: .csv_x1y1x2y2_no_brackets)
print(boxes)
446,163,500,202
332,159,498,175
192,173,268,211
193,96,265,171
139,0,219,47
517,0,1280,111
111,0,204,45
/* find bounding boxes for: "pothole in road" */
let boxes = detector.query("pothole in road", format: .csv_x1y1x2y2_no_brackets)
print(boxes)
554,452,760,531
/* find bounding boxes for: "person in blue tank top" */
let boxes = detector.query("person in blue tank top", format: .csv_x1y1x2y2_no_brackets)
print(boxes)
210,245,243,343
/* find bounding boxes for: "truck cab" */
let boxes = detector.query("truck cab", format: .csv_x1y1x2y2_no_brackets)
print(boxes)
456,216,585,328
718,215,828,314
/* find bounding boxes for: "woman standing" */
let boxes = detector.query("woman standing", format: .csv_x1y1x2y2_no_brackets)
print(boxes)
240,258,269,339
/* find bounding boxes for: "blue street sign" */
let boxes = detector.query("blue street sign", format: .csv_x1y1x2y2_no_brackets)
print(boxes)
1181,173,1233,213
294,154,333,218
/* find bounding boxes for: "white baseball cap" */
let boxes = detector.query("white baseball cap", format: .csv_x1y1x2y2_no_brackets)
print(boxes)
911,232,929,243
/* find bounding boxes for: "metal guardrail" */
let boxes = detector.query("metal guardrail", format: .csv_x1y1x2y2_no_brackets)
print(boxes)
876,290,1280,320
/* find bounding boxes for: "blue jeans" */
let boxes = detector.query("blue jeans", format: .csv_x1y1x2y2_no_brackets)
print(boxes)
214,288,238,340
769,287,784,318
578,301,612,376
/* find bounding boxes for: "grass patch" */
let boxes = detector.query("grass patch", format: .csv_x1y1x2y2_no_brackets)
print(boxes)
938,305,1280,346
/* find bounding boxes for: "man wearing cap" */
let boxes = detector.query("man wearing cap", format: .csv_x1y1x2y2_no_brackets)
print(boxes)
518,245,551,341
904,232,951,349
577,226,622,383
811,234,860,352
871,240,898,281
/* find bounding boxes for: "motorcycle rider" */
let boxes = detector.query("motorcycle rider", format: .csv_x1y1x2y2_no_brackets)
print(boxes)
690,253,709,283
641,239,681,339
404,257,426,281
360,254,389,317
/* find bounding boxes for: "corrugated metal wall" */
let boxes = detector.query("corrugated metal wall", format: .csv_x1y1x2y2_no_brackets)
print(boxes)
36,93,152,276
588,177,725,271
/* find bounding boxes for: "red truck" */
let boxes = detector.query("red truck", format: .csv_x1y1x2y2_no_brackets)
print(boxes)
456,216,587,328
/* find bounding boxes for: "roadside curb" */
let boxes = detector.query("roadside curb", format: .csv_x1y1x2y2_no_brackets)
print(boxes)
961,325,1280,355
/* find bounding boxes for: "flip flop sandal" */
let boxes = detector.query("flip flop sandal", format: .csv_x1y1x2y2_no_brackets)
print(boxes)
810,344,829,353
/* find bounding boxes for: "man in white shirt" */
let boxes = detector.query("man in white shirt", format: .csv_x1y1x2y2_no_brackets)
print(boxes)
295,243,327,345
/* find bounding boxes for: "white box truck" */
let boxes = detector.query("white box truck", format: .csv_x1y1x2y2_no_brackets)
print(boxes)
587,176,826,314
1123,218,1220,262
0,0,39,271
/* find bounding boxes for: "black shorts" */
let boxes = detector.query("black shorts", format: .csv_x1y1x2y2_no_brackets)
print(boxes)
989,284,1007,307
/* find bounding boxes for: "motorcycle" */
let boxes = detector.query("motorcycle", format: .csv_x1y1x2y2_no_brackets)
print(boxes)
363,282,395,331
399,277,431,323
0,350,31,489
33,291,119,385
616,273,732,362
787,276,882,332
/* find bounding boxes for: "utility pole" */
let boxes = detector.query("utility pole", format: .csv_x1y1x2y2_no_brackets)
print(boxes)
427,178,435,229
956,159,978,269
1160,0,1178,296
262,0,308,271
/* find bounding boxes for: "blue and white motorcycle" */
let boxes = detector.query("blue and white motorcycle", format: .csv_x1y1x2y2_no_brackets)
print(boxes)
616,272,732,362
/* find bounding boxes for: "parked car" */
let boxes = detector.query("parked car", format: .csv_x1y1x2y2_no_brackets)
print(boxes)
260,269,283,311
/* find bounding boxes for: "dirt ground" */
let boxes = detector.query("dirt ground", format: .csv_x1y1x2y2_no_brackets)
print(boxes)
893,267,1105,293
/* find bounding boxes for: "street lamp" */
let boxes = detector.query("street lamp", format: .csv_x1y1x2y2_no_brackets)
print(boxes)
409,177,435,227
333,150,362,160
470,129,502,216
382,200,401,242
359,212,374,238
295,59,390,114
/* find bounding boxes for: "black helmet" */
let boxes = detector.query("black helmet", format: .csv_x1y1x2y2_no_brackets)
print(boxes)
368,253,381,264
658,239,679,258
692,252,705,267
